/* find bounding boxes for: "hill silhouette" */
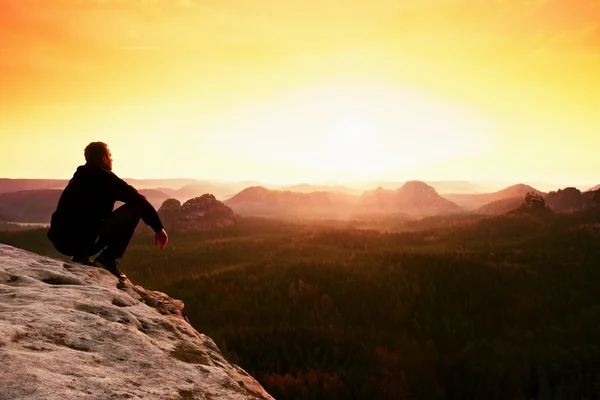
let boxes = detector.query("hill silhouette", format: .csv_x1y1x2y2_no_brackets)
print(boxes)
2,181,596,224
545,187,600,212
422,180,489,194
0,179,68,194
137,189,170,208
277,183,360,195
445,184,542,210
0,189,61,223
225,186,357,219
225,181,461,218
0,178,196,194
162,182,263,202
359,181,461,215
348,180,487,194
476,196,524,215
0,178,256,201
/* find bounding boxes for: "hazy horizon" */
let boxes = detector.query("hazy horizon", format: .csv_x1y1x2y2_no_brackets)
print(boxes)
2,0,600,185
0,175,596,194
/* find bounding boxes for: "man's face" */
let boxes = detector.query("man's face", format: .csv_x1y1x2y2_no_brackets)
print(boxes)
102,148,113,171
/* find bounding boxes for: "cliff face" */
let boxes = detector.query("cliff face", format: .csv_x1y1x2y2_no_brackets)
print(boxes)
0,244,273,400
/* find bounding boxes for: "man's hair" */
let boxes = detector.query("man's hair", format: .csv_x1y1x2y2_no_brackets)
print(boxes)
84,142,109,165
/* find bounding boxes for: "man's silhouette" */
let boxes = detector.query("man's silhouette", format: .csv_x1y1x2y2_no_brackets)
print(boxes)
48,142,168,279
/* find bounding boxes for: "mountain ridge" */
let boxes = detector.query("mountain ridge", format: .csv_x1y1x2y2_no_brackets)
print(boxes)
587,184,600,192
444,184,542,210
226,181,462,217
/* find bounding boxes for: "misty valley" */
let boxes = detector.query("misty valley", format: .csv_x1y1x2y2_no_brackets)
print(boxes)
2,181,600,399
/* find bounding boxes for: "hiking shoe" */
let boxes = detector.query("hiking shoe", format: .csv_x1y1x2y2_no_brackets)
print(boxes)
94,255,127,280
71,256,95,266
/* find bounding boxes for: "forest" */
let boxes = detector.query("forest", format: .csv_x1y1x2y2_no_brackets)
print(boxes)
2,208,600,400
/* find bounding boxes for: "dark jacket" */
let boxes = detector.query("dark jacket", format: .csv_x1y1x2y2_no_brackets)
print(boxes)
48,164,163,243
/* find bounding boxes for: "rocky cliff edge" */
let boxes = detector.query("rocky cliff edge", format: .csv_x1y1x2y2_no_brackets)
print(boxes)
0,244,273,400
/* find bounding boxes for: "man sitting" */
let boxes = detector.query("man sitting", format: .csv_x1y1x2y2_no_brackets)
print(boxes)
48,142,168,279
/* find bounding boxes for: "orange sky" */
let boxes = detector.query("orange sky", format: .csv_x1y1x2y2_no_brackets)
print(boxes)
1,0,599,186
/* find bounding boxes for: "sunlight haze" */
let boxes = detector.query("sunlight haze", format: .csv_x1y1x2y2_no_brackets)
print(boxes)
1,0,599,186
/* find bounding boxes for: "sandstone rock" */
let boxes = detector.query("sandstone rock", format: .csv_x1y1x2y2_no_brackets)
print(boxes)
0,244,273,400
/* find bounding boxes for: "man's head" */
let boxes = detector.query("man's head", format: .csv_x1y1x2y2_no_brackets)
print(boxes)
84,142,112,170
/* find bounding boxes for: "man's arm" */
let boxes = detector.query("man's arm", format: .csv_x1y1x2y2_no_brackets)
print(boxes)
105,172,164,232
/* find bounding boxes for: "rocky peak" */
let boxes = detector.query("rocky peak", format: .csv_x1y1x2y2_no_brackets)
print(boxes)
158,194,235,230
498,184,541,197
360,186,391,197
0,244,272,400
227,187,271,202
397,180,438,196
181,194,232,217
159,198,182,213
395,181,444,205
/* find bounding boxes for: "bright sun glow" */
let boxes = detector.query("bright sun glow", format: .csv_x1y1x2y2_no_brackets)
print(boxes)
3,0,600,185
196,83,497,180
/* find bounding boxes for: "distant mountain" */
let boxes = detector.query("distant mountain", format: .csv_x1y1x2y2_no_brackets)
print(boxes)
545,187,600,212
0,189,62,223
0,178,197,194
152,187,178,197
444,184,542,210
138,189,170,209
0,177,265,204
167,183,242,202
476,197,524,215
358,187,398,212
586,185,600,192
347,180,486,194
123,179,265,197
494,184,543,198
424,181,489,194
226,181,461,218
397,181,461,210
122,178,201,189
276,183,361,196
109,177,260,195
360,181,462,216
0,179,68,194
143,181,268,202
225,187,357,218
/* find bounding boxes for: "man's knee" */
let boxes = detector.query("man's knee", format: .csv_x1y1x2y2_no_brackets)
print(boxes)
115,203,141,223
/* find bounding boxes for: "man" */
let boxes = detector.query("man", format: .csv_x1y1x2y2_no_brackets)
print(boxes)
48,142,168,279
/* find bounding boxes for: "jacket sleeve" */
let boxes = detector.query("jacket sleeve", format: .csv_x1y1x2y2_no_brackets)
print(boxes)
106,172,164,232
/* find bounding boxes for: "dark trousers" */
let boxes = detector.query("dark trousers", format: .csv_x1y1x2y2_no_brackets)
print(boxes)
52,204,141,260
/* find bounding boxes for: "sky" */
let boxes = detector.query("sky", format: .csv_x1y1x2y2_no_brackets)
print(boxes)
1,0,599,187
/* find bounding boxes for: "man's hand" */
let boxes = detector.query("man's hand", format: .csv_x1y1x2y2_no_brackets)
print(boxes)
154,229,168,250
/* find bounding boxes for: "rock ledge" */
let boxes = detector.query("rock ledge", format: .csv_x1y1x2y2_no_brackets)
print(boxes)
0,244,273,400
